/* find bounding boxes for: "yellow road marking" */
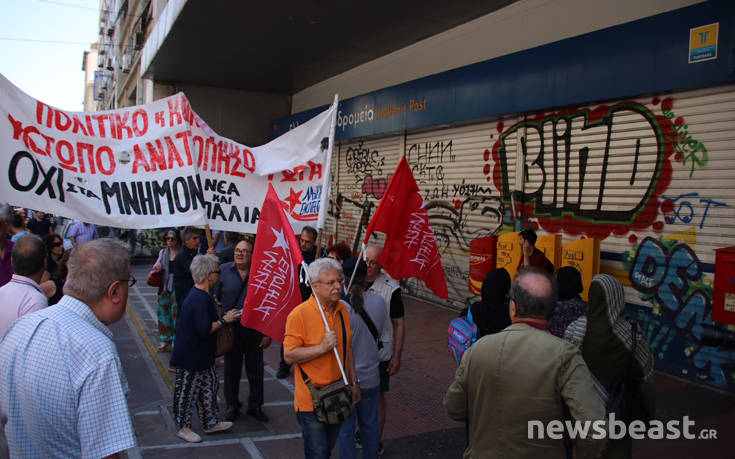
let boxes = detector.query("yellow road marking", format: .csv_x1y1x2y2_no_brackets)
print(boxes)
127,305,174,393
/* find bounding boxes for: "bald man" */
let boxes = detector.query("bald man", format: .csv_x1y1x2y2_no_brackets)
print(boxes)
445,268,606,458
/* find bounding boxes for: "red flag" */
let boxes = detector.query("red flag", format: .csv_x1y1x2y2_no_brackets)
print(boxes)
242,183,304,342
363,157,448,299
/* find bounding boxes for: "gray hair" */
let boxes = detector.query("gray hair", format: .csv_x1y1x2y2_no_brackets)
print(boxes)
509,267,557,319
365,244,383,256
308,257,343,284
12,234,46,276
64,238,130,304
190,254,220,283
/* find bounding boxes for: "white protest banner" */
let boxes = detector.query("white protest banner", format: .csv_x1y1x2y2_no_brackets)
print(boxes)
0,72,336,232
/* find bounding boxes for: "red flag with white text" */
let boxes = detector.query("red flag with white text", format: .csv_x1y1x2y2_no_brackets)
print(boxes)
363,156,448,299
242,183,305,342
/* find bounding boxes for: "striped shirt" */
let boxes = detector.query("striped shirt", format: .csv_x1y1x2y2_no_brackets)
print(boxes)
0,295,136,458
68,222,99,246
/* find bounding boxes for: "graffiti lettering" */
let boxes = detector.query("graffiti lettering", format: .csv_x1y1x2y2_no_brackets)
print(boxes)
407,140,454,186
662,106,708,177
452,180,494,198
362,174,387,200
628,237,734,388
345,141,384,185
660,193,727,229
426,196,503,251
491,102,674,239
499,105,662,220
444,264,468,281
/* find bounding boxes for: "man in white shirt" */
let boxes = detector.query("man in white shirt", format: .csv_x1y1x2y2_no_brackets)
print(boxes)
0,238,136,458
0,234,48,335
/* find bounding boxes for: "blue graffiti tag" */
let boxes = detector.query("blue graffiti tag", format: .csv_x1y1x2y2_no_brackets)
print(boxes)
629,237,734,388
660,193,727,229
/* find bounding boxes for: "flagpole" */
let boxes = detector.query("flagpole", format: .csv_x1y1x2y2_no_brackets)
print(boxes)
204,224,214,250
302,261,349,385
344,243,366,294
316,230,323,259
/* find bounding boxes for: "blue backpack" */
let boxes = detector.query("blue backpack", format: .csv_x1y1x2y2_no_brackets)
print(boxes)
447,308,478,364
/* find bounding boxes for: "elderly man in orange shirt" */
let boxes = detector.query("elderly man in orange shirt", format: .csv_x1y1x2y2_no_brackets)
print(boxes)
284,257,360,459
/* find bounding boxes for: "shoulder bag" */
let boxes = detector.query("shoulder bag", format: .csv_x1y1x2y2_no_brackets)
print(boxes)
213,296,234,357
213,273,249,357
299,310,354,424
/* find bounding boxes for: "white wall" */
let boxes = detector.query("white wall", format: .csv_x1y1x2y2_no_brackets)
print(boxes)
292,0,704,113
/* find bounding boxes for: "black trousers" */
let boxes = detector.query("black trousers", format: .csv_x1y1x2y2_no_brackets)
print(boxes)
223,325,264,409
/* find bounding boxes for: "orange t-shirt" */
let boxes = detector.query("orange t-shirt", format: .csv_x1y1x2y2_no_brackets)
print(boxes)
283,295,352,412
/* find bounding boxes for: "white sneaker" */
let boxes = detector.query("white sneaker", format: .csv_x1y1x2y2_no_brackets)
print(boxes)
177,427,202,443
204,421,232,434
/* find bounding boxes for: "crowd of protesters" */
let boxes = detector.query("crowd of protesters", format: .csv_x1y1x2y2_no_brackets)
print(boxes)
0,203,655,459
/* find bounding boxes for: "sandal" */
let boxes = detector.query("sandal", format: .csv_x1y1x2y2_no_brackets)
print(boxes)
157,341,171,352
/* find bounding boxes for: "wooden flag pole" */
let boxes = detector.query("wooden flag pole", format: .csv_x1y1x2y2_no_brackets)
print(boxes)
204,225,214,250
316,230,323,259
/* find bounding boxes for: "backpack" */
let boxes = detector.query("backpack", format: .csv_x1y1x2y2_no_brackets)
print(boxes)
447,308,478,364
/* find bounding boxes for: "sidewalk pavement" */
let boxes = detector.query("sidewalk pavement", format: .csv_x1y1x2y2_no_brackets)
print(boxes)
118,262,734,458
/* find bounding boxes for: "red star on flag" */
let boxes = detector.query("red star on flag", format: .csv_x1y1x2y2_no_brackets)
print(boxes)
284,188,303,213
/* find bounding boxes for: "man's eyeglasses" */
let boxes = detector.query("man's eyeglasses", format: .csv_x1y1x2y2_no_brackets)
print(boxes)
318,279,343,287
366,260,380,267
120,275,136,287
234,249,252,255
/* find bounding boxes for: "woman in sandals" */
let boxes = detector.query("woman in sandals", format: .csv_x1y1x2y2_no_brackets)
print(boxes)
152,229,182,352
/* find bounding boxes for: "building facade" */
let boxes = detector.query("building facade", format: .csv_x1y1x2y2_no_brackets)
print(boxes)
275,0,735,391
91,0,735,390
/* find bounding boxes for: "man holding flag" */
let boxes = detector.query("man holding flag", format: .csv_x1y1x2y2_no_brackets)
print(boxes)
283,258,359,459
241,184,358,458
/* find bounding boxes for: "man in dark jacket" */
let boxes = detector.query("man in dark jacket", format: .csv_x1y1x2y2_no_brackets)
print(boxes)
172,227,200,305
216,239,272,422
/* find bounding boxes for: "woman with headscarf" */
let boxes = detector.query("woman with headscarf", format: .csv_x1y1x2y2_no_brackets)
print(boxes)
549,266,589,347
152,229,182,352
461,268,511,338
583,274,655,458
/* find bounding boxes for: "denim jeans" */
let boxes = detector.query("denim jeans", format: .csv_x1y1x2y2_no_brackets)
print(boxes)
297,411,343,459
337,385,380,459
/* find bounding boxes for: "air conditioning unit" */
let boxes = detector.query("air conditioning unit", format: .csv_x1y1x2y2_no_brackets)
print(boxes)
121,54,132,73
